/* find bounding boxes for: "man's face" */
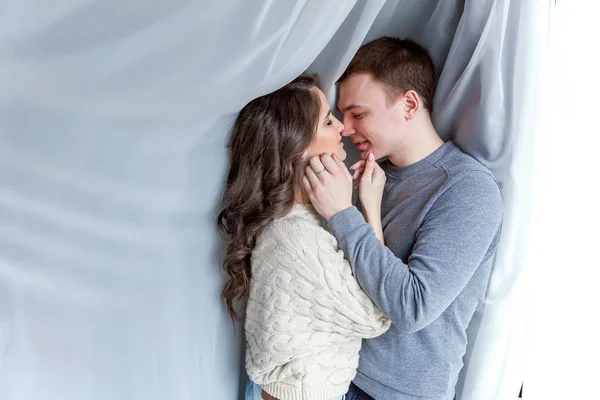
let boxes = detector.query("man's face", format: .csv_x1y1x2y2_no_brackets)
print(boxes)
338,73,406,160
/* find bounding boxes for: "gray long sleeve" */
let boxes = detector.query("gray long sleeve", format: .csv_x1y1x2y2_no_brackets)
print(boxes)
326,141,505,399
329,171,503,333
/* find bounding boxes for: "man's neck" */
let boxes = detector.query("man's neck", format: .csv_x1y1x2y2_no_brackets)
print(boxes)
387,117,444,167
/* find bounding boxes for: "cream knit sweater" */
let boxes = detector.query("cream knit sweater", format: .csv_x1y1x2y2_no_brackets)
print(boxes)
245,205,390,400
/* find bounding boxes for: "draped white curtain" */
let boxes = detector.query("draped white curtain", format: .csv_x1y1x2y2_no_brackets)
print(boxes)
523,2,600,399
0,1,552,399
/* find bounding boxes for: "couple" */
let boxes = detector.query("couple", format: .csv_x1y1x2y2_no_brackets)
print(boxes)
218,37,504,400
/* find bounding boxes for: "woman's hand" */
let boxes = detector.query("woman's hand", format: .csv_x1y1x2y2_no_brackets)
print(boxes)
351,153,386,243
351,153,386,216
303,153,354,222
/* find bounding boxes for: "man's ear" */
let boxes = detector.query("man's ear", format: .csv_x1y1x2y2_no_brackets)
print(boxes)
403,90,420,119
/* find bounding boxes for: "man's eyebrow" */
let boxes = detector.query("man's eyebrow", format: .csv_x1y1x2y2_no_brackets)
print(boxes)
339,104,364,113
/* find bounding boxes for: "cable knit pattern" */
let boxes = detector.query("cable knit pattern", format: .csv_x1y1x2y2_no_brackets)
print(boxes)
245,205,390,400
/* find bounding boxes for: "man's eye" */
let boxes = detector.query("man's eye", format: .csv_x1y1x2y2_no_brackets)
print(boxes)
354,113,364,119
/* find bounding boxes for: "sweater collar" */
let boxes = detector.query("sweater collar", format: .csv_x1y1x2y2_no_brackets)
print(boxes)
383,140,456,181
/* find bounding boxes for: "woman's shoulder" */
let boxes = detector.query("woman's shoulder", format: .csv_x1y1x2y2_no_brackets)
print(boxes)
261,205,337,249
275,204,321,227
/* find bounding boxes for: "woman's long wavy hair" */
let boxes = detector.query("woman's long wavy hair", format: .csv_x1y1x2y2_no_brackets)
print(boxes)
217,74,321,322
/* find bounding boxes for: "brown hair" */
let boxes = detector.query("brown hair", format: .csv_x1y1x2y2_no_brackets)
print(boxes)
339,37,436,112
217,74,321,322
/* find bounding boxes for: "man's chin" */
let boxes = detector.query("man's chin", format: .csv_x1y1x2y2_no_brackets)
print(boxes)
360,150,382,160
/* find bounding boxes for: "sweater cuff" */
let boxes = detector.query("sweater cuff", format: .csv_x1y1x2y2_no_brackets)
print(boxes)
328,206,367,242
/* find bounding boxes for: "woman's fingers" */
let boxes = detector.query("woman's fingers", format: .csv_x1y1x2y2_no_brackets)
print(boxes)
352,167,364,180
351,160,366,170
330,153,352,179
302,175,312,192
373,159,387,182
305,164,321,188
360,153,375,185
320,153,338,177
308,156,326,179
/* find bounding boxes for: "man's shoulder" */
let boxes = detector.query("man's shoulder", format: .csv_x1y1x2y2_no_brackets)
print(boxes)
438,143,501,190
438,142,489,172
432,144,504,216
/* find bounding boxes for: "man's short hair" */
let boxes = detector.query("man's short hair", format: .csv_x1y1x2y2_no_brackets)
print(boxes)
339,37,436,112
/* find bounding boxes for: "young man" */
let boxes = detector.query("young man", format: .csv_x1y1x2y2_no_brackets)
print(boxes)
303,37,504,399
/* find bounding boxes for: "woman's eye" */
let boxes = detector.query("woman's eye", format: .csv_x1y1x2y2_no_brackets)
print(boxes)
326,119,333,126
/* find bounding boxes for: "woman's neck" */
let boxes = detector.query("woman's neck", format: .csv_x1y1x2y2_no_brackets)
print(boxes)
293,186,311,205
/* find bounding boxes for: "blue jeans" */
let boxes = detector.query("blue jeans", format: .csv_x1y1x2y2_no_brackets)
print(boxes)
245,380,345,400
345,383,374,400
345,382,456,400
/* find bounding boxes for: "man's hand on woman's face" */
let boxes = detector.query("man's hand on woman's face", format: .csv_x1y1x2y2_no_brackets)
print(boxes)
303,153,353,222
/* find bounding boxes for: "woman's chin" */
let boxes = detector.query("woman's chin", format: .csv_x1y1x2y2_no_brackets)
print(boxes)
337,149,347,161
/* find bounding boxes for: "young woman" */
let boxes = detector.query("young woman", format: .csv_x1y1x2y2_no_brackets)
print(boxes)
218,74,390,400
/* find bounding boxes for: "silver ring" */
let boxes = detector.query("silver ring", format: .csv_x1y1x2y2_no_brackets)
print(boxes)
316,168,326,176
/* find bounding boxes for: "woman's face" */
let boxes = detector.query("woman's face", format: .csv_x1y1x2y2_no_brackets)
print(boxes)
304,88,346,161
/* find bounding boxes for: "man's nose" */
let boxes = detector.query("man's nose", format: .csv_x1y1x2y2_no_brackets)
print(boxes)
341,118,355,136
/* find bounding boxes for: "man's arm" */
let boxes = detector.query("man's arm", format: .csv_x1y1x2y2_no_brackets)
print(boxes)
328,171,504,333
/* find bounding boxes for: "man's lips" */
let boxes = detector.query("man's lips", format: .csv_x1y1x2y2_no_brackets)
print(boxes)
353,140,369,151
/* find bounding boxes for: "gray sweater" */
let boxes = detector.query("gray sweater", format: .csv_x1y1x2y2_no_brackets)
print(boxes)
329,141,504,399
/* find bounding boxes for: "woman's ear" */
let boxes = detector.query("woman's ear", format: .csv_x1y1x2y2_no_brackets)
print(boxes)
301,150,309,163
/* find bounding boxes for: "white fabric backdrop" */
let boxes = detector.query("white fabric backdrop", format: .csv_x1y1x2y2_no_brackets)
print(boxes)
0,1,551,399
524,2,600,398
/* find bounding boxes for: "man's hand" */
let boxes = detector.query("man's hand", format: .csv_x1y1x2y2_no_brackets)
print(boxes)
303,153,353,222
